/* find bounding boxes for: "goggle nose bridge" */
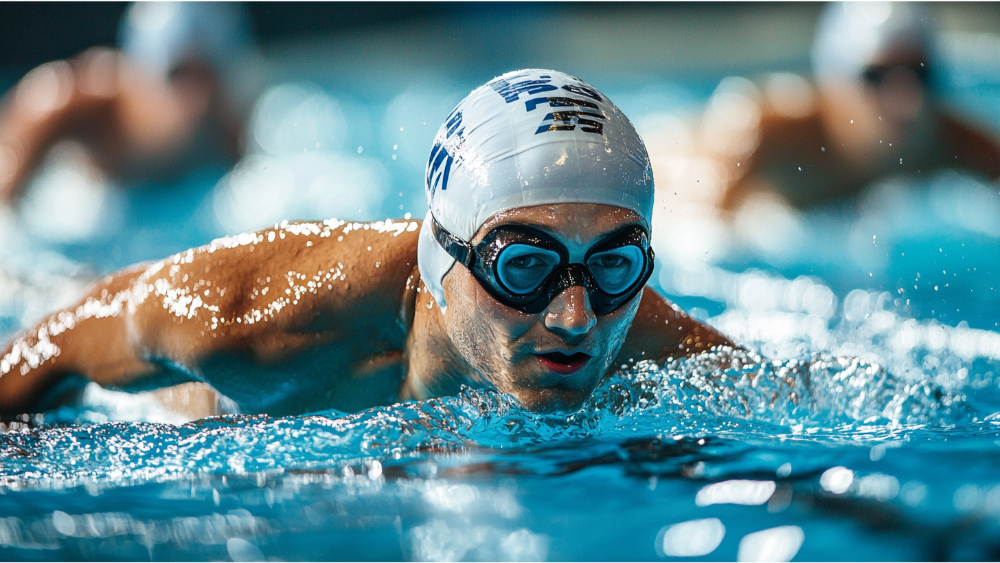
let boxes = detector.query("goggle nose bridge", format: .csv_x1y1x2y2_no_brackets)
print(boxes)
547,264,601,311
552,263,593,293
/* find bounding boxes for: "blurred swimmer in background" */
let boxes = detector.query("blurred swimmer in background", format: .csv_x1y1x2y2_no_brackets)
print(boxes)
0,70,733,418
610,0,1000,323
0,2,253,205
666,2,1000,218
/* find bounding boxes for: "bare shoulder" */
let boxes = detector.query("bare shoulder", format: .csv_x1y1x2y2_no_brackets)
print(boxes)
717,108,826,210
618,287,735,365
747,109,828,170
127,217,423,366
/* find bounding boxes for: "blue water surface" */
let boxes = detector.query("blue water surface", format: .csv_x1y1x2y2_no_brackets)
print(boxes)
0,330,999,561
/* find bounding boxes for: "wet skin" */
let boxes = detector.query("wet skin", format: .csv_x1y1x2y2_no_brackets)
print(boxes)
0,204,733,417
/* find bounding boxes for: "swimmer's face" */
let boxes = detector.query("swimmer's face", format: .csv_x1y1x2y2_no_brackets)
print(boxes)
820,45,935,165
440,203,646,412
858,50,930,126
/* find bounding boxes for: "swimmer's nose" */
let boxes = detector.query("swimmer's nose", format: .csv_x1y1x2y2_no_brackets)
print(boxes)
544,286,597,338
877,67,925,122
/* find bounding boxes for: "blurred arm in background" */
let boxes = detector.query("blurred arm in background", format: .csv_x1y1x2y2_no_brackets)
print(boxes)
0,49,226,202
0,1,252,205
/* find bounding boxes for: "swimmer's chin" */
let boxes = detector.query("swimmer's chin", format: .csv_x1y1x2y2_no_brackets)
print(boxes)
508,386,592,413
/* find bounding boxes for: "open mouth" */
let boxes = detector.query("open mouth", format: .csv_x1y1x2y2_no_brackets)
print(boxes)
536,351,592,376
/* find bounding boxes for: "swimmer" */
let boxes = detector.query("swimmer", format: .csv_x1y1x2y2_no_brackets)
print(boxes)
0,2,252,203
0,70,733,417
714,2,1000,211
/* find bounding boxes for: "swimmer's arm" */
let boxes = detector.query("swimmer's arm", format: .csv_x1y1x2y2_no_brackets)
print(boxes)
0,220,421,415
0,265,163,415
617,287,736,366
0,48,193,203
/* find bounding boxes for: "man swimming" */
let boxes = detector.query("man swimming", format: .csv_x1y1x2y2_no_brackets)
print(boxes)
0,70,733,417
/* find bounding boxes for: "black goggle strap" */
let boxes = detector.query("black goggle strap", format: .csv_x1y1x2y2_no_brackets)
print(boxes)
430,215,475,269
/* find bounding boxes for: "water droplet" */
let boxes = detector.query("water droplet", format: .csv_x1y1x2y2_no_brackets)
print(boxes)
52,511,76,536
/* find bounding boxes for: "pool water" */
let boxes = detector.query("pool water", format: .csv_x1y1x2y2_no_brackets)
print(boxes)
1,33,1000,561
1,334,999,561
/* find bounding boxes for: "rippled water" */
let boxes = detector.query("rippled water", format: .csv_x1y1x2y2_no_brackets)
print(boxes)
2,314,999,561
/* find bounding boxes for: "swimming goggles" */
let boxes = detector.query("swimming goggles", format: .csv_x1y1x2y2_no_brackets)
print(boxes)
430,215,655,315
860,62,930,88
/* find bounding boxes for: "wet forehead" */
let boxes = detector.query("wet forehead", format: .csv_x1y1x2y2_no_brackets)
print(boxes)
472,203,645,246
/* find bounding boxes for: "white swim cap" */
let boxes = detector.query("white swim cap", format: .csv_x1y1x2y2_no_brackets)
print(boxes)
812,2,934,85
119,2,253,78
417,69,654,308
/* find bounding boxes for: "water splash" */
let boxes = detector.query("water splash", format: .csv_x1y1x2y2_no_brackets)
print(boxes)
1,343,985,489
